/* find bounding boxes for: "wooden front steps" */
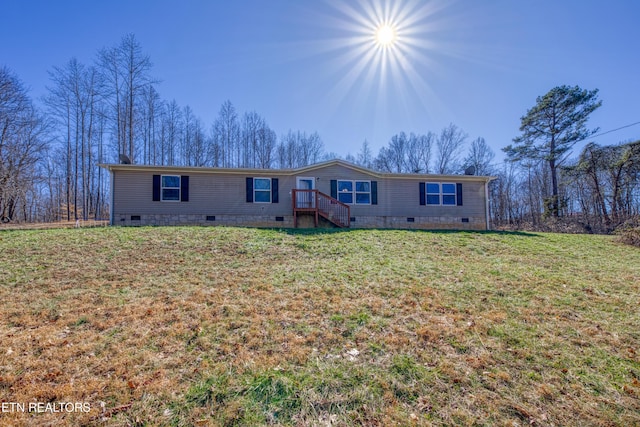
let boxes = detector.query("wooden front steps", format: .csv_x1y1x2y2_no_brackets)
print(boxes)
292,189,350,228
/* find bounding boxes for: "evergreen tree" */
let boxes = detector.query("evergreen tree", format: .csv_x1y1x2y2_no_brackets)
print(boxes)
504,85,601,217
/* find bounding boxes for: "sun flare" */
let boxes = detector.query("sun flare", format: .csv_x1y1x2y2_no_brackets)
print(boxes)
375,24,396,47
301,0,449,136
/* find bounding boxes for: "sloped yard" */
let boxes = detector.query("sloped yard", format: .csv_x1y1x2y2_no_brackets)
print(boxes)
0,227,638,426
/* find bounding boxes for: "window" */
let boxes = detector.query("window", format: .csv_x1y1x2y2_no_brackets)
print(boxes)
337,180,353,204
254,178,271,203
426,183,440,205
442,183,457,205
162,175,180,201
425,182,457,206
356,181,371,204
337,180,371,205
246,177,278,203
153,175,188,202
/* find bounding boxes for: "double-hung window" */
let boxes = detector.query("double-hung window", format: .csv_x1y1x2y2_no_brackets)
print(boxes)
442,183,457,205
246,177,278,203
337,180,371,205
153,174,188,202
337,180,353,204
355,181,371,204
253,178,272,203
161,175,180,201
426,183,440,205
425,182,457,206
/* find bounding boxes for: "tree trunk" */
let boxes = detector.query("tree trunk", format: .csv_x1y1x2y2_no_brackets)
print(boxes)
549,157,560,217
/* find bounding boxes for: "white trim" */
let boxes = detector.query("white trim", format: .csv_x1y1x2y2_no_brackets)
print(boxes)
296,177,316,208
441,182,457,206
337,179,371,205
425,182,440,205
296,176,315,190
425,181,457,206
253,177,272,203
161,174,181,202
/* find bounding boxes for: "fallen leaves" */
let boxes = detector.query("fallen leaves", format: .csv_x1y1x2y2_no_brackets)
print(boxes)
0,227,639,426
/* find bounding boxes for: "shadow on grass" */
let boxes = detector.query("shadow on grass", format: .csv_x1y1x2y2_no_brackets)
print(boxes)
0,224,540,239
277,227,541,238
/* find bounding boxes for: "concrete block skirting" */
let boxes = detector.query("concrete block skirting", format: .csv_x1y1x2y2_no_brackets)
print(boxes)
115,213,486,230
348,216,486,230
116,214,294,228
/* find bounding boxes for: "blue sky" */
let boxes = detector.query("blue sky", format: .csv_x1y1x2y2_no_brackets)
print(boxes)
2,0,639,162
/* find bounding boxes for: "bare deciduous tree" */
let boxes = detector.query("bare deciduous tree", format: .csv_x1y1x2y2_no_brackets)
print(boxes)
98,33,154,164
0,67,49,222
406,132,434,174
356,139,374,169
374,131,434,173
435,123,467,174
463,137,495,176
45,58,104,220
212,100,239,168
255,121,276,169
274,130,324,169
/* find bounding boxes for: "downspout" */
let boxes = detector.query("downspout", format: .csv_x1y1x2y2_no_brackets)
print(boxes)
109,168,115,226
485,179,491,231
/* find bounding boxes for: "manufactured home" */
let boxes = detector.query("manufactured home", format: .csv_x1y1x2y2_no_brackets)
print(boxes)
101,159,493,230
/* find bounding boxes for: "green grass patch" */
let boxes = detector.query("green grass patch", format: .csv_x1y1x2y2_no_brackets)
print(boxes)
0,227,639,425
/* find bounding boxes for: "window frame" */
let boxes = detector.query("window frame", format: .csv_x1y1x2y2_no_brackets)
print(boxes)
253,177,272,204
337,179,371,205
441,183,457,206
425,181,457,206
426,183,440,206
161,175,181,202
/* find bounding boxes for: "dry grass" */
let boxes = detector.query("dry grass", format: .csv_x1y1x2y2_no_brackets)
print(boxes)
616,220,640,247
0,227,639,426
0,220,109,230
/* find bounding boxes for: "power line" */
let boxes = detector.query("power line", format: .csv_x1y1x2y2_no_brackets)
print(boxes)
590,120,640,140
491,120,640,167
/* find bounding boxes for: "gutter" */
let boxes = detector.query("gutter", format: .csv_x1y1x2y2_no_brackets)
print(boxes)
97,162,496,183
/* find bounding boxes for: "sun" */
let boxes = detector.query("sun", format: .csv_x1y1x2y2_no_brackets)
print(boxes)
375,24,396,47
295,0,452,138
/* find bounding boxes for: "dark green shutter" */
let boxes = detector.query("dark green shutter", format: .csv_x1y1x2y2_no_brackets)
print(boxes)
246,177,253,203
419,182,426,206
371,181,378,205
330,180,337,199
456,183,463,206
152,175,161,201
181,176,189,202
271,178,279,203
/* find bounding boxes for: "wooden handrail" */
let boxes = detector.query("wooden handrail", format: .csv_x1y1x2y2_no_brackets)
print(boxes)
316,191,350,228
292,189,350,228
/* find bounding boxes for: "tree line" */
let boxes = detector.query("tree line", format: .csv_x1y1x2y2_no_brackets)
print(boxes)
1,34,638,232
344,85,639,233
1,34,331,223
494,86,639,232
493,138,640,233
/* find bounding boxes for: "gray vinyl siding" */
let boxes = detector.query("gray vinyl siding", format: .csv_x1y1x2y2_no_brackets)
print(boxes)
114,170,293,216
109,162,489,228
307,164,486,218
384,179,486,217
